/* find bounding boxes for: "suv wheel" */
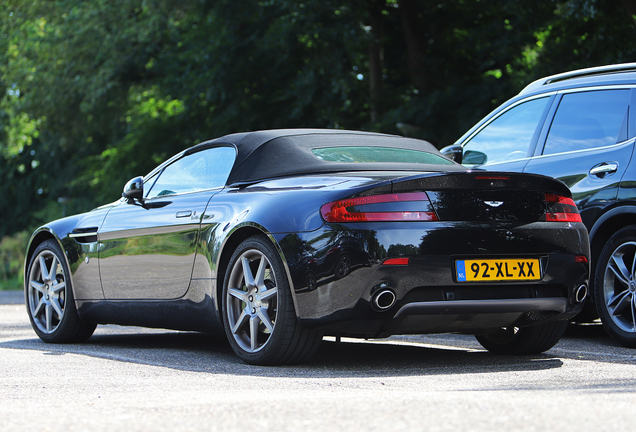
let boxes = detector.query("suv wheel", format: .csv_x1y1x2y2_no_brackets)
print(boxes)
475,321,568,354
595,225,636,347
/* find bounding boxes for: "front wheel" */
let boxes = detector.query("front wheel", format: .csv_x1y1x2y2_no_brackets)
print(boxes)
594,225,636,347
222,235,322,365
25,239,96,343
475,320,568,355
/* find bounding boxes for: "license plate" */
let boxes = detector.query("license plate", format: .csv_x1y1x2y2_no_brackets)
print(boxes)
456,258,540,282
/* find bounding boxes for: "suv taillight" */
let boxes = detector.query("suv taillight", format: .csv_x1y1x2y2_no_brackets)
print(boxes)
545,193,582,222
321,192,439,222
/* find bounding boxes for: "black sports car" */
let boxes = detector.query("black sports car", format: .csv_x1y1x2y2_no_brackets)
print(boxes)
24,129,590,365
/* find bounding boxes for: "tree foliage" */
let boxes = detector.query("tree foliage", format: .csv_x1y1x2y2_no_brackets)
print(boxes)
1,0,636,239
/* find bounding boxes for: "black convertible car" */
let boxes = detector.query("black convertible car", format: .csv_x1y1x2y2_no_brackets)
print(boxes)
24,129,590,365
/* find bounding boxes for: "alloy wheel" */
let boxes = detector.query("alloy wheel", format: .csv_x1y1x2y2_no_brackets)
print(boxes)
225,249,279,353
27,249,67,334
602,241,636,333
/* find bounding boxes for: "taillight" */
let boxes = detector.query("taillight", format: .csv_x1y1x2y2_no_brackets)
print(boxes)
545,193,582,223
382,257,410,266
321,192,439,223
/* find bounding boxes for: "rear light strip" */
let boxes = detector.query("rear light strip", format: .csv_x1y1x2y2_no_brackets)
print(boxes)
321,192,439,223
545,193,582,223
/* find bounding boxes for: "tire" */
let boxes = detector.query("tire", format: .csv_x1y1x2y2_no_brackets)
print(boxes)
25,239,96,343
222,235,322,365
594,225,636,347
334,254,351,279
475,320,568,355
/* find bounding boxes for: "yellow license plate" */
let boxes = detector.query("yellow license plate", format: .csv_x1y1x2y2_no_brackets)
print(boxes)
456,258,540,282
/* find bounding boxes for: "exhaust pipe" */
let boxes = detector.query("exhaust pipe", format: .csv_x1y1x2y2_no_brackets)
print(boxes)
372,289,396,311
575,284,587,303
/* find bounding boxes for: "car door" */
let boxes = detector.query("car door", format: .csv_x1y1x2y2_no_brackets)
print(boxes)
523,88,634,229
98,145,236,300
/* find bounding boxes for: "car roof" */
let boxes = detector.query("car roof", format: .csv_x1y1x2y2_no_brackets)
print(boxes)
188,129,466,186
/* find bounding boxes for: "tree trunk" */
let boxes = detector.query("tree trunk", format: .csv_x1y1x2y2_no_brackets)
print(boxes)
397,0,427,91
367,0,384,122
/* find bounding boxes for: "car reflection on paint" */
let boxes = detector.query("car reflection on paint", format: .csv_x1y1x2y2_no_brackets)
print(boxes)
291,232,372,293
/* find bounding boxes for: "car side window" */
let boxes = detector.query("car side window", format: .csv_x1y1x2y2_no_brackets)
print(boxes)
146,146,236,198
543,89,630,156
462,97,549,166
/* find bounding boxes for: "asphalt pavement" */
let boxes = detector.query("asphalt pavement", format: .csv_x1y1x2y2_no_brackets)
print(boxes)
0,290,23,305
1,301,635,432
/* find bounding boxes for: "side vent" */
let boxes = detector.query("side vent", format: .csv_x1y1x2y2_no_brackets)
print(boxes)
69,227,98,244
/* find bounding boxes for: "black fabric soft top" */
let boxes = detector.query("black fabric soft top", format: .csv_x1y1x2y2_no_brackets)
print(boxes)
189,129,466,186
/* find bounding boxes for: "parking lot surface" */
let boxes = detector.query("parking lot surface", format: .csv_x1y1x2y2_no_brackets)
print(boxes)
1,291,635,432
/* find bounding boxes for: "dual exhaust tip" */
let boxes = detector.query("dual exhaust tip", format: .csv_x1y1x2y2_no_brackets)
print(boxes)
575,284,588,304
372,289,396,311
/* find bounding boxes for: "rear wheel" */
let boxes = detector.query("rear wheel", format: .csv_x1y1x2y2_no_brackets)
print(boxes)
595,226,636,347
475,321,568,354
26,239,96,343
222,235,322,365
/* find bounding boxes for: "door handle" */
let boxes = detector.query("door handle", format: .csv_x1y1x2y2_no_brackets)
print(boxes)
590,162,618,178
176,210,193,218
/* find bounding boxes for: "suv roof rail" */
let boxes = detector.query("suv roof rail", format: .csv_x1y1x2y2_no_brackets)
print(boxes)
521,62,636,94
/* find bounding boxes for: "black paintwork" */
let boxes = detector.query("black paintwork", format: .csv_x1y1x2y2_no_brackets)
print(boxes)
25,130,590,339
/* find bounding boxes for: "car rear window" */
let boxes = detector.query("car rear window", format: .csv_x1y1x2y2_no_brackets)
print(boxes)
311,146,454,165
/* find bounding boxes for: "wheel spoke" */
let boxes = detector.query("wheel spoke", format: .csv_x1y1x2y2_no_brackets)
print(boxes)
241,257,255,287
33,297,45,316
257,308,274,333
254,257,267,289
231,309,249,335
260,286,278,301
250,316,259,351
631,295,636,332
39,256,50,281
50,298,64,319
51,281,65,294
45,304,52,332
609,255,631,287
609,290,631,315
48,255,58,282
29,280,45,294
228,288,248,302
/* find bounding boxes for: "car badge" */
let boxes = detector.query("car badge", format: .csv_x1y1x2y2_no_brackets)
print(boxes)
484,200,504,208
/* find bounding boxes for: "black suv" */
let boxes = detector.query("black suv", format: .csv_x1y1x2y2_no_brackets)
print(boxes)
442,63,636,348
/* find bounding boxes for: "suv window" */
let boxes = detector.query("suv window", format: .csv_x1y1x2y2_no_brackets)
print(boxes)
543,89,630,155
462,97,550,166
146,146,236,198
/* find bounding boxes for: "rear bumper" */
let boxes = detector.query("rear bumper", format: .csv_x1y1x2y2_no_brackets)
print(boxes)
394,298,567,316
275,220,589,337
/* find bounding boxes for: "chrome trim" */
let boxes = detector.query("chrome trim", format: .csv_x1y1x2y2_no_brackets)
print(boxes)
555,84,636,94
530,137,636,161
68,232,98,238
590,162,619,177
393,298,567,318
97,224,201,241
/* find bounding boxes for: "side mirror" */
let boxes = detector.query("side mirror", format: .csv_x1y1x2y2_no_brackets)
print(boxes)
122,176,144,203
463,150,487,165
440,145,463,164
